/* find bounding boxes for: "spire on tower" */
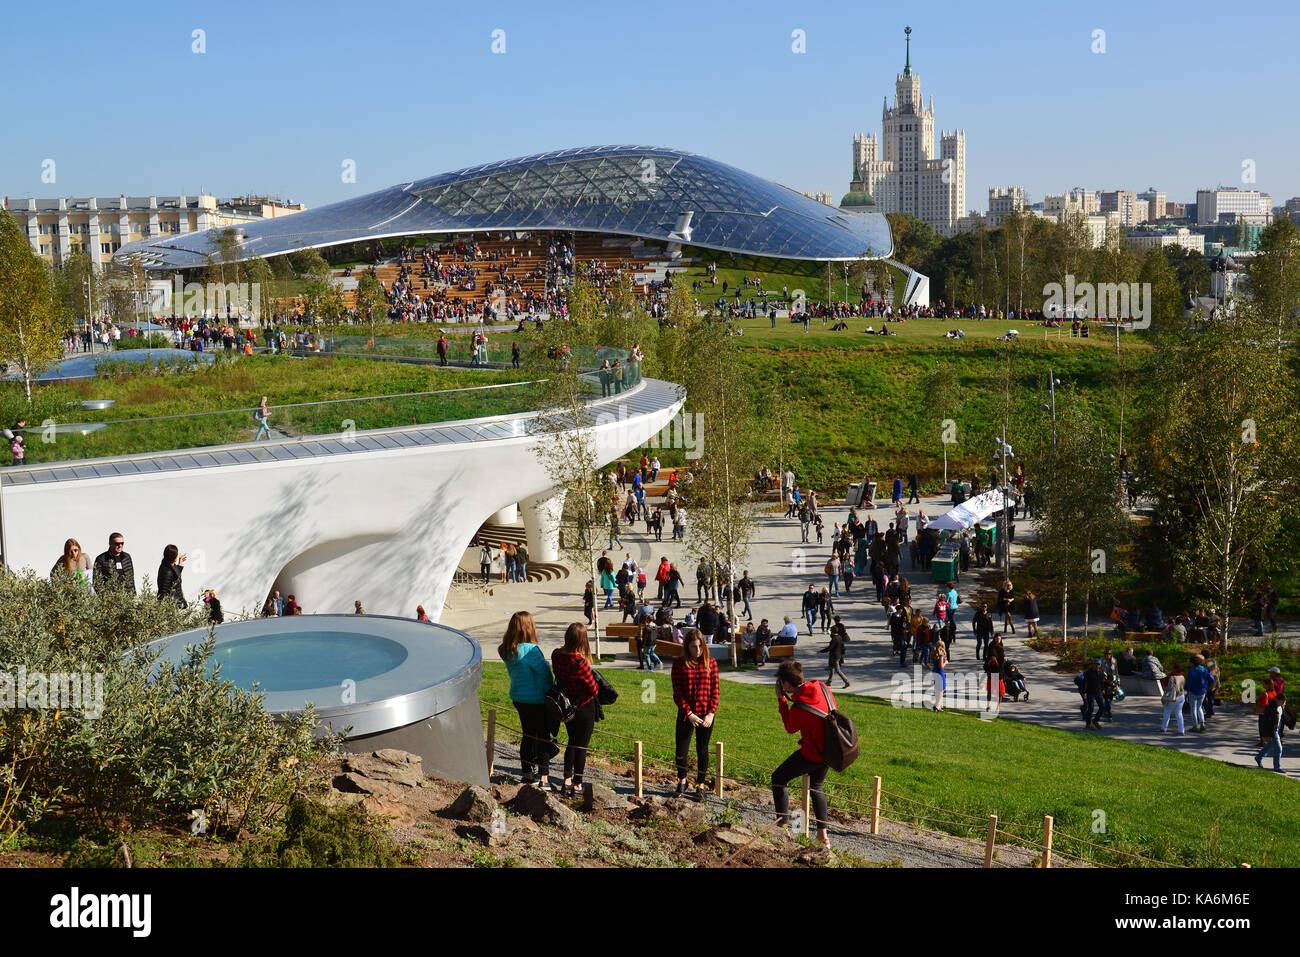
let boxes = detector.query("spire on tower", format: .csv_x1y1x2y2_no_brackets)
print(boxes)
903,25,912,76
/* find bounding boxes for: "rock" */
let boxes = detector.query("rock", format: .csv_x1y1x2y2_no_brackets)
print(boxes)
341,750,425,788
322,790,366,809
664,798,709,826
695,824,756,847
795,846,834,865
627,799,669,823
510,784,578,831
446,785,498,823
455,824,505,847
582,783,631,812
363,793,415,827
331,771,400,799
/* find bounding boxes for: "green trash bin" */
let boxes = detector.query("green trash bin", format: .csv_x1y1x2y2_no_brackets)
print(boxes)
931,547,959,583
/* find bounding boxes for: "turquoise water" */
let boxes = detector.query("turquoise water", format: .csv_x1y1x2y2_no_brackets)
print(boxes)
209,632,409,692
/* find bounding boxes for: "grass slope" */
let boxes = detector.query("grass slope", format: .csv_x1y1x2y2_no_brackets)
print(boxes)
479,663,1299,867
3,356,536,464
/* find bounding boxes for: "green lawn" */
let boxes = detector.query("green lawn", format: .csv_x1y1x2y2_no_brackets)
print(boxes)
2,356,538,465
637,329,1147,494
478,663,1299,866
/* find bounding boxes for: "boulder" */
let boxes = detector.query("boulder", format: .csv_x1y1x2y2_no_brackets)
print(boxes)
695,824,756,847
582,783,631,813
510,784,578,831
331,771,401,799
362,793,415,827
456,823,505,848
446,785,498,823
341,750,425,788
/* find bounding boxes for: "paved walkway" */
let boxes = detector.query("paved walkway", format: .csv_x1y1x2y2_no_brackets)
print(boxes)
440,491,1296,779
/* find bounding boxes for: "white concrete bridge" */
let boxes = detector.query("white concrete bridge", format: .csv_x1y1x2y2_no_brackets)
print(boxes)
0,377,684,620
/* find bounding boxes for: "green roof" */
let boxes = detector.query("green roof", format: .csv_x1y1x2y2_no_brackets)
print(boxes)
840,192,876,207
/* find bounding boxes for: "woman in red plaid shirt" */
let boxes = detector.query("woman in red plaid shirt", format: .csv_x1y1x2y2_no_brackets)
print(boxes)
671,628,719,800
551,622,600,798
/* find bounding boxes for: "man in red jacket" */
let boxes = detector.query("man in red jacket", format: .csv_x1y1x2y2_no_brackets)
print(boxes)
773,660,833,848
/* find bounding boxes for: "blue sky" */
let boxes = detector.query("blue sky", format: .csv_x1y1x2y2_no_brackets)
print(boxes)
3,0,1297,213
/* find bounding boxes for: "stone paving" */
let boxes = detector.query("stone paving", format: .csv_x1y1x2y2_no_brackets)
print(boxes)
440,489,1296,779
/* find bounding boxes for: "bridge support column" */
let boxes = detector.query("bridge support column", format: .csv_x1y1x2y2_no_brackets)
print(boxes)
520,488,565,563
489,503,518,525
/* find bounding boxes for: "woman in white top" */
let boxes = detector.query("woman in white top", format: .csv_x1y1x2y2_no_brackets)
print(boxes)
895,505,909,542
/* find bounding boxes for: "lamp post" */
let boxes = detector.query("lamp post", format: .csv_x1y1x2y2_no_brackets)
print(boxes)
1000,425,1010,574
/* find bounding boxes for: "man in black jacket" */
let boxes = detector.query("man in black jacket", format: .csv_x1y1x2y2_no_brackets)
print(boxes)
801,585,819,635
1082,659,1105,730
972,603,994,660
92,532,135,594
738,571,755,621
696,600,719,639
907,472,920,504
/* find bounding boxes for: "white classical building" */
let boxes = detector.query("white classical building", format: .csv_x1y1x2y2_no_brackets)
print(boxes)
986,186,1027,228
4,194,305,272
1125,226,1205,254
847,27,966,237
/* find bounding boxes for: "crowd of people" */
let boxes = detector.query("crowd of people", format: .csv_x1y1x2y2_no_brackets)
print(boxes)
48,531,224,623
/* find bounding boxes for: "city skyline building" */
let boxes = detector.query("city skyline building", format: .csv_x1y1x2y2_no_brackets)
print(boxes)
847,27,966,237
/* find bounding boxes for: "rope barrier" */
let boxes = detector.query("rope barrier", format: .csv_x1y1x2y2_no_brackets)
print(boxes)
479,703,1174,866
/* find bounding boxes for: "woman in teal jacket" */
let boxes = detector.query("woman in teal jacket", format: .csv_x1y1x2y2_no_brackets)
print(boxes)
499,611,558,786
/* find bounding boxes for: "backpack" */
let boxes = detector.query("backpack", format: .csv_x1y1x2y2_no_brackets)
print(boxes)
794,682,860,772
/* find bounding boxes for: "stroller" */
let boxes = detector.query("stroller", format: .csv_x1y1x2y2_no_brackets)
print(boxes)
1003,661,1029,702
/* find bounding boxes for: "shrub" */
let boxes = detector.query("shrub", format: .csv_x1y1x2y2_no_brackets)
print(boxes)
236,799,402,867
0,572,339,840
114,333,174,351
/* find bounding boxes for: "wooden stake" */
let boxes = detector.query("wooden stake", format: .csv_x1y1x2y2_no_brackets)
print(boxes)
801,774,811,837
485,708,496,777
634,740,643,799
714,741,724,797
984,814,998,868
870,776,882,835
1043,815,1054,869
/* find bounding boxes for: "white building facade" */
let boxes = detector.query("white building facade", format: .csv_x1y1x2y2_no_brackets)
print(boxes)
1196,188,1272,226
4,194,305,272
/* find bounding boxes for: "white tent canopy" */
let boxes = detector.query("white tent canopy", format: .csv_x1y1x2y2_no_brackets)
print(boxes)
928,487,1014,531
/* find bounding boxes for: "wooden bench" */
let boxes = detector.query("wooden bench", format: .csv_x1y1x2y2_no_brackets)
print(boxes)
1124,631,1164,643
735,643,796,662
604,623,640,641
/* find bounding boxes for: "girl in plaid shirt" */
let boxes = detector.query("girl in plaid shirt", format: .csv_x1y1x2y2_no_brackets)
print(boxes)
671,628,719,800
551,622,600,797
